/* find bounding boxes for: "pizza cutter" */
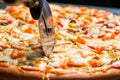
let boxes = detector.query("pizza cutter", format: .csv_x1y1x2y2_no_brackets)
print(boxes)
0,0,55,57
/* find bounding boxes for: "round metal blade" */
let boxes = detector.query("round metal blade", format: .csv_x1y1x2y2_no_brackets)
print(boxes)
39,0,55,57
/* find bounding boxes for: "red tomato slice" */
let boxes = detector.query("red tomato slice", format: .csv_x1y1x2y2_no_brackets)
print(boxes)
76,36,86,44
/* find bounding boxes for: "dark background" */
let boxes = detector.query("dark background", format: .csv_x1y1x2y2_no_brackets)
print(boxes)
47,0,120,8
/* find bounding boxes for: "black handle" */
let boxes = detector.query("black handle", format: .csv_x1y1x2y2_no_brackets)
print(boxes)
30,0,44,20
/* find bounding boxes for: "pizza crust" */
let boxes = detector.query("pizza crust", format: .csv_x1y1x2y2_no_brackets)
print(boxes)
0,62,120,80
0,62,45,80
47,69,120,80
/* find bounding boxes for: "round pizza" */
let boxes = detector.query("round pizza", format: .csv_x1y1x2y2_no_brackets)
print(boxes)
0,3,120,80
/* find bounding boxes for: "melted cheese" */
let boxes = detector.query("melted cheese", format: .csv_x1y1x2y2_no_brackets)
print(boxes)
0,4,120,74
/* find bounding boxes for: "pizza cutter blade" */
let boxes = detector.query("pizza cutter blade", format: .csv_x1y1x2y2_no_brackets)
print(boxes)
38,0,55,57
30,0,55,57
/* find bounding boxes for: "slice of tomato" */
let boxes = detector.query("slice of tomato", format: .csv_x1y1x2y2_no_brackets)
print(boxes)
28,19,35,24
88,59,98,67
7,19,13,24
75,36,86,44
10,49,26,59
24,27,32,34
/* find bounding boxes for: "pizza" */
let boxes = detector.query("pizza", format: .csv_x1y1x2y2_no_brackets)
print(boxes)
0,3,120,80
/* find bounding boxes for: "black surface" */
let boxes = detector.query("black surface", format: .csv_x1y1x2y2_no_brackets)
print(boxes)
47,0,120,8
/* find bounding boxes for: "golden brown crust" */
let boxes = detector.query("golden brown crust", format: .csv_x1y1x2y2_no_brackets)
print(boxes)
47,69,120,80
0,62,45,80
0,62,120,80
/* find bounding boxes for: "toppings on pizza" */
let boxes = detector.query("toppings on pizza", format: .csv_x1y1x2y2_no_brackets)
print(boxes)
49,4,120,74
0,3,120,80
